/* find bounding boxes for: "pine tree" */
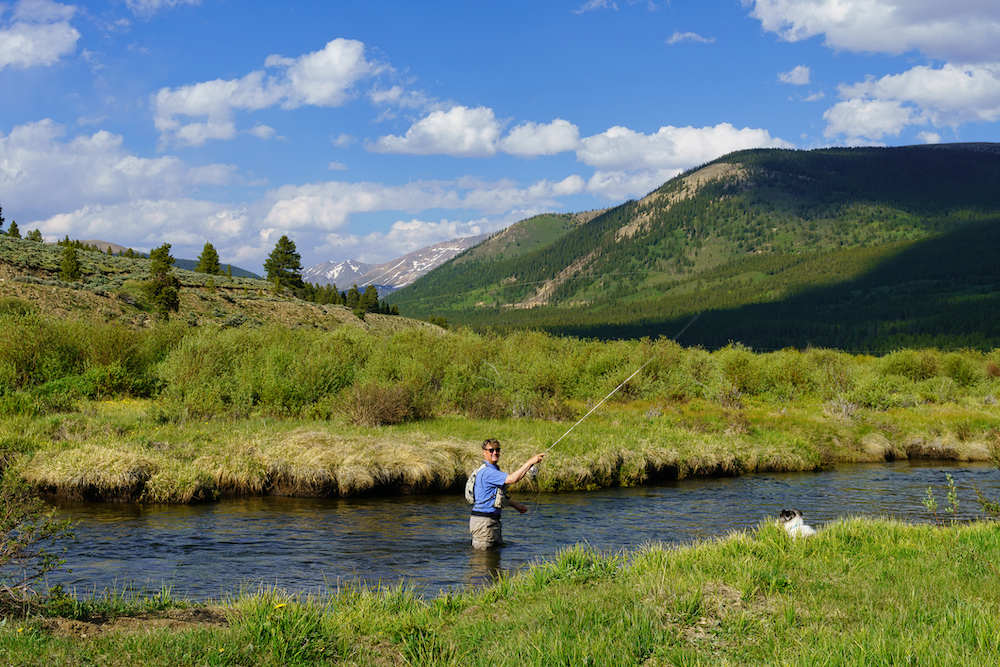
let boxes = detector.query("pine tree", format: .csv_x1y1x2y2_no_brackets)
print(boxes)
26,229,43,242
141,243,181,318
60,245,82,282
195,241,222,275
6,221,19,238
0,205,5,234
264,235,304,289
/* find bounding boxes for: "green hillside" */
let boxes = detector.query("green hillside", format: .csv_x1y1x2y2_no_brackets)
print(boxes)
388,144,1000,351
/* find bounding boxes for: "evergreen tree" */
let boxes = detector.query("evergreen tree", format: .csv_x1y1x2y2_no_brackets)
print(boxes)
141,243,181,318
195,241,222,274
264,235,304,289
0,205,4,234
26,229,43,242
359,285,380,313
345,284,360,310
60,244,82,282
6,221,19,238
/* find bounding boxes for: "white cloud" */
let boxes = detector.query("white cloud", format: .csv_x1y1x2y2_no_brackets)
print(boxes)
0,0,79,70
154,39,383,147
0,119,234,220
746,0,1000,64
248,124,275,140
369,105,501,157
804,91,826,101
38,200,247,250
125,0,200,18
576,122,792,172
918,131,942,144
779,65,811,85
666,31,714,45
498,119,580,157
573,0,618,14
575,123,793,199
328,161,347,170
824,64,1000,139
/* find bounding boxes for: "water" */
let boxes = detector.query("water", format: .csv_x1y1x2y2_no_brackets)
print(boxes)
49,460,1000,599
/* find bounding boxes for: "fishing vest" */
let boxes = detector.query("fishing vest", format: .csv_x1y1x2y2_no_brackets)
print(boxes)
465,462,508,509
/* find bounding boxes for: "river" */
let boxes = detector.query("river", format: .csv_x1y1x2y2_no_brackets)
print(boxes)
48,460,1000,600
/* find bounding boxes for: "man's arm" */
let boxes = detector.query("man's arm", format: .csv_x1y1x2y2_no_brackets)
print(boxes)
504,452,546,485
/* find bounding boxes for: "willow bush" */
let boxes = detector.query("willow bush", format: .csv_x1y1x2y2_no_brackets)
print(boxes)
1,309,999,421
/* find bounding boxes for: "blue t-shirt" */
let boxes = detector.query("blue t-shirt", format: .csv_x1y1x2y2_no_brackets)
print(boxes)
472,462,508,516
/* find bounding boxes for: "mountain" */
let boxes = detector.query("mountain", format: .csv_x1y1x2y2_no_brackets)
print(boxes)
387,144,1000,352
302,234,488,292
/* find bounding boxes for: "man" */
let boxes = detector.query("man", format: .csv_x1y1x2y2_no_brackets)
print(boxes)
469,438,546,550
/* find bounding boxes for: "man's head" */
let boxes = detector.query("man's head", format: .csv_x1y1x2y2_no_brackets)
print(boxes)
482,438,501,463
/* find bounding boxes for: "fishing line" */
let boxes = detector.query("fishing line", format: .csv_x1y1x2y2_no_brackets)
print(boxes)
523,312,700,518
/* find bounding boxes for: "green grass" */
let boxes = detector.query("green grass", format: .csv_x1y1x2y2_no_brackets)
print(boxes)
3,519,999,665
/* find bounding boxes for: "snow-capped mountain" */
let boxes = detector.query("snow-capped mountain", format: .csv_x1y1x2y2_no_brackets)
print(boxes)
302,234,487,293
301,259,372,288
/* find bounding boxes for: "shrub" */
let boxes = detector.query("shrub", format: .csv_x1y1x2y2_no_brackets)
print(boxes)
878,349,939,381
943,350,984,388
0,477,74,607
0,297,36,316
460,388,511,420
847,373,916,410
343,382,419,426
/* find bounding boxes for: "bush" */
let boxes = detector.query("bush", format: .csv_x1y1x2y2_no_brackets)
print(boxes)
0,477,74,608
343,382,420,426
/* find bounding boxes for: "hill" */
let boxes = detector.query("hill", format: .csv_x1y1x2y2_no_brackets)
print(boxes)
387,144,1000,351
0,236,443,335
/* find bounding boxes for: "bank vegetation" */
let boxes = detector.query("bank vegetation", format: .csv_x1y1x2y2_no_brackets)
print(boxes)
2,517,999,665
1,301,999,503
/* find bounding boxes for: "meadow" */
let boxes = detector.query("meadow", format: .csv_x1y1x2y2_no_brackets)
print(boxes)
1,304,999,502
3,304,1000,664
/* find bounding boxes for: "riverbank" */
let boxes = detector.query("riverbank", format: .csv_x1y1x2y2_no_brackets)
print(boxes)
6,395,998,502
2,518,998,665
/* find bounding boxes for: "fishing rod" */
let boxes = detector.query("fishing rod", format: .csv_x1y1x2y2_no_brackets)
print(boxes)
528,312,701,480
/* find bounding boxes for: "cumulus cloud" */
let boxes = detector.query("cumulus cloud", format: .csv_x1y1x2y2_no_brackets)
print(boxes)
0,0,79,70
746,0,1000,64
498,119,580,157
576,123,791,172
824,64,1000,139
576,123,794,199
779,65,811,85
153,39,384,147
369,105,501,157
666,31,714,45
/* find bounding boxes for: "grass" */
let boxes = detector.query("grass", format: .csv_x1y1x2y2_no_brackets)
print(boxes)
8,395,1000,503
2,518,999,665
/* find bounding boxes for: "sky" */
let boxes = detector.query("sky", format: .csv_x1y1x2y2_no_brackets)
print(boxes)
2,0,1000,274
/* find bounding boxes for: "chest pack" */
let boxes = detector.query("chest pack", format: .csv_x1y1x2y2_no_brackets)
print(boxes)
465,462,508,509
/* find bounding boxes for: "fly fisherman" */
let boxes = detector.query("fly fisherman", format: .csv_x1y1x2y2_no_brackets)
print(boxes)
468,439,546,550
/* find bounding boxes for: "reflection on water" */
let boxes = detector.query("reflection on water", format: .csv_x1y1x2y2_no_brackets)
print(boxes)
49,460,1000,599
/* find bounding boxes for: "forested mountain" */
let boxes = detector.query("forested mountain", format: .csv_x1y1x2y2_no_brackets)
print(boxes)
387,144,1000,351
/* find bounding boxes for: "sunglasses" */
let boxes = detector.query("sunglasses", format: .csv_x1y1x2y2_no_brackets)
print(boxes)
485,447,501,453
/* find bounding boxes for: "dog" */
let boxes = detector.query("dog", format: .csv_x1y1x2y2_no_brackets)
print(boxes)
778,508,817,537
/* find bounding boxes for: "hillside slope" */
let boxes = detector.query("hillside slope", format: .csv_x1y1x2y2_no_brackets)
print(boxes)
388,144,1000,351
0,237,443,335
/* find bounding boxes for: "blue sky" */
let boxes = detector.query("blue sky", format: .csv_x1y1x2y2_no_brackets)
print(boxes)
2,0,999,273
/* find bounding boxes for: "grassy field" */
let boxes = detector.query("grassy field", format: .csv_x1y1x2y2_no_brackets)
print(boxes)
2,518,998,665
6,393,998,503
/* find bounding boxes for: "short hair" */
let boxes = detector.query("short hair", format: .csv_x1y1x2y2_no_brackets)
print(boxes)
481,438,500,449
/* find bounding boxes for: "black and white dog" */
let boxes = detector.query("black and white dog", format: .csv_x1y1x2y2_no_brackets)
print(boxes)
778,508,817,537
